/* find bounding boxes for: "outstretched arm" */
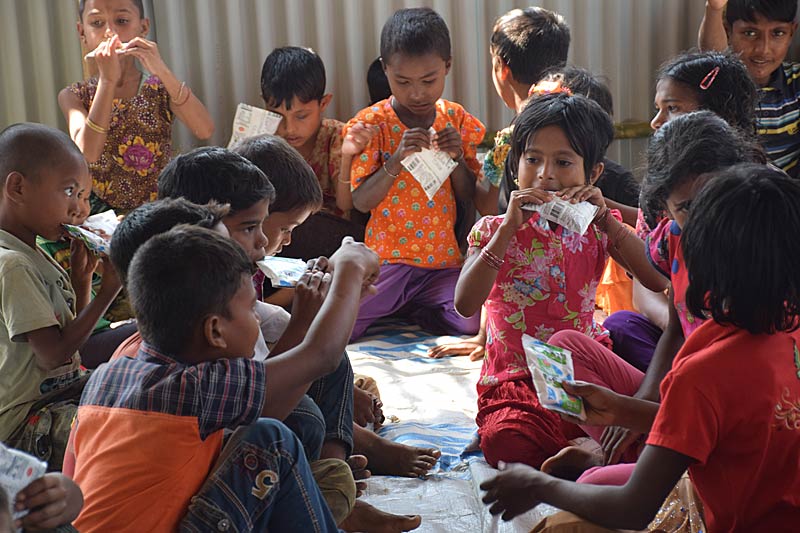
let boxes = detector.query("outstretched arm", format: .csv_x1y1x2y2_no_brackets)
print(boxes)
698,0,730,51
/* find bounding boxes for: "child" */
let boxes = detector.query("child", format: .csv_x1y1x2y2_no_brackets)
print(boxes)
72,226,380,531
482,164,800,532
0,123,121,471
454,92,660,469
699,0,800,176
260,46,366,260
367,57,392,104
345,7,486,340
58,0,214,214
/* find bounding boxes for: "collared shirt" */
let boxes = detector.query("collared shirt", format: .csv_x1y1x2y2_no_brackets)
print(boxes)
757,62,800,178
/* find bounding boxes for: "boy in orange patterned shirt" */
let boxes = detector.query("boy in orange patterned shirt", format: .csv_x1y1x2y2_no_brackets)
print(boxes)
345,7,485,340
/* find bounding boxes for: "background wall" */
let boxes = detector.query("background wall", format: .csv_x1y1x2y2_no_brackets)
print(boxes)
2,0,795,172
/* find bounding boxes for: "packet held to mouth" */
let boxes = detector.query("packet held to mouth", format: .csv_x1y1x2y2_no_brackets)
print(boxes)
63,210,119,255
228,103,283,148
256,257,308,288
521,198,599,235
522,335,586,420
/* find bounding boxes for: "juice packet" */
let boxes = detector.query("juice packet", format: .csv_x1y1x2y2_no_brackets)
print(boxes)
63,210,119,255
522,335,586,420
0,443,47,525
521,198,598,235
400,128,458,200
256,257,308,288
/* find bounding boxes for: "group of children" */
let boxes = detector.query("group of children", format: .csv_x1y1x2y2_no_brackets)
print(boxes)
1,0,799,531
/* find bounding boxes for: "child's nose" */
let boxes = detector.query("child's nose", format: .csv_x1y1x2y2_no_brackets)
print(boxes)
650,110,665,130
537,160,556,181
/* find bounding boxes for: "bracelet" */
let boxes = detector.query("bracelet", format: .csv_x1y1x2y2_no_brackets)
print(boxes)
85,117,109,134
338,177,352,184
611,223,631,248
383,162,401,179
173,82,192,106
594,207,611,230
479,248,504,270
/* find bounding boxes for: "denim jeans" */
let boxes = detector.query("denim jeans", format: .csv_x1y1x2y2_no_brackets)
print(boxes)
284,353,354,461
179,418,340,532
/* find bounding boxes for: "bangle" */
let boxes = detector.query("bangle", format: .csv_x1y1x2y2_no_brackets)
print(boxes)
479,248,504,270
611,223,631,248
85,117,108,134
173,82,192,106
338,177,352,184
383,162,401,179
595,207,611,230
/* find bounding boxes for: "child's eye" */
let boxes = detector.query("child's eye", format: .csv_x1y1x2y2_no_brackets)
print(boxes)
558,160,572,167
525,157,539,164
64,187,75,197
116,18,129,25
743,30,757,37
667,105,679,113
296,114,308,121
423,79,436,85
90,20,105,28
397,80,410,86
774,30,787,37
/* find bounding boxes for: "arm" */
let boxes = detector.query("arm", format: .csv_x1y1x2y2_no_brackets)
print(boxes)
634,290,684,402
604,198,637,227
336,155,355,212
68,240,98,314
601,214,669,293
428,305,487,360
339,122,377,213
632,279,670,330
474,180,501,216
698,0,730,51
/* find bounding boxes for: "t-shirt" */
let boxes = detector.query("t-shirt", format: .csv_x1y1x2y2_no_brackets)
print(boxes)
757,62,800,178
346,98,485,267
0,230,83,441
647,320,800,532
73,343,266,532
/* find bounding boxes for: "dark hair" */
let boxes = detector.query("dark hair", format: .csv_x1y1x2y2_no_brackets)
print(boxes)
505,92,614,191
380,7,451,64
540,66,613,116
0,123,84,182
110,198,229,283
367,57,392,104
260,46,326,110
657,50,758,137
640,111,761,225
725,0,798,25
490,7,570,86
128,226,253,356
79,0,145,19
233,135,323,214
684,164,800,334
157,146,275,212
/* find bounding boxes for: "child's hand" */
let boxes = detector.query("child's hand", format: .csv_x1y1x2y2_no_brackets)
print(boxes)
14,473,83,531
289,258,332,329
388,127,431,166
481,462,545,520
707,0,727,10
98,256,123,297
92,34,123,84
432,126,464,160
556,184,606,210
68,238,99,287
120,37,169,79
329,237,380,297
560,380,622,427
600,426,642,466
353,386,384,427
427,333,486,360
502,188,553,230
343,122,378,157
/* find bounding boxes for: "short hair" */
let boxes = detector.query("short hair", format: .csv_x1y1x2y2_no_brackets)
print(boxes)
367,57,392,104
260,46,326,110
540,66,613,116
0,123,83,182
233,135,323,214
79,0,145,18
490,7,571,86
157,146,275,212
684,164,800,334
380,7,451,64
128,226,253,356
725,0,798,25
110,197,229,283
656,50,758,137
505,92,614,191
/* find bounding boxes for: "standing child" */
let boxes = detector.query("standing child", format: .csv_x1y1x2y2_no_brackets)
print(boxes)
0,124,122,470
58,0,213,214
345,7,486,340
482,165,800,532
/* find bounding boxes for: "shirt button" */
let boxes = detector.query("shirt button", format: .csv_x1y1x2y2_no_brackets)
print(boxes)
217,518,230,531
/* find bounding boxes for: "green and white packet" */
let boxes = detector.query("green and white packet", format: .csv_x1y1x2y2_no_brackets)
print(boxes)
522,334,586,420
256,256,308,288
63,209,118,255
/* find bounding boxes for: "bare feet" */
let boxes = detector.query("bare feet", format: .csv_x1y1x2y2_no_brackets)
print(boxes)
354,425,441,477
341,500,421,532
347,454,370,496
540,446,603,481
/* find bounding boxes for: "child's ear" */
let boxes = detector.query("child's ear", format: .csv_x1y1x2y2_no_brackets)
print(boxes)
493,55,510,81
140,18,150,38
320,94,333,112
588,162,605,185
203,315,228,350
445,58,452,75
77,20,86,42
4,172,27,205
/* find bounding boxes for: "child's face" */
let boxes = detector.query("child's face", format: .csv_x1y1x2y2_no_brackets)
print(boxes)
517,125,597,191
262,206,313,256
383,52,450,120
79,0,148,50
72,169,93,226
729,14,797,86
26,155,91,241
266,95,332,153
217,274,261,358
650,79,701,130
666,175,711,230
222,198,270,262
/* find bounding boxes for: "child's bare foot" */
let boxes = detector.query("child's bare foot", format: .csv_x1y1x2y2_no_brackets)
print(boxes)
540,446,603,481
341,500,421,532
347,454,370,496
355,425,440,477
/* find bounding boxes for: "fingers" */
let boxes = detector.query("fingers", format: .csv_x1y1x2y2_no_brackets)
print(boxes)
427,342,475,358
557,185,600,204
560,380,592,397
469,345,486,361
401,128,432,151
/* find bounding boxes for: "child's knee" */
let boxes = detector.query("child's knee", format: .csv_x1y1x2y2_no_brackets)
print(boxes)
283,396,326,461
547,329,587,352
479,423,562,469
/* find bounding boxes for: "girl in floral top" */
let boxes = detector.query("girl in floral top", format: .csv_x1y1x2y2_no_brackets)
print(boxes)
58,0,214,214
454,92,662,469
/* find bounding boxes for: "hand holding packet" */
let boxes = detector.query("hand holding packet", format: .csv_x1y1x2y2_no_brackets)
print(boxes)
63,210,119,256
522,335,586,420
521,198,599,235
0,443,47,524
256,257,308,288
228,103,283,148
401,128,458,201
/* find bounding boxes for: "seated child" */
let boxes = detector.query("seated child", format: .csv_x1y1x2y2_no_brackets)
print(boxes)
0,123,121,471
699,0,800,176
72,226,380,531
345,7,486,340
482,164,800,532
260,46,366,260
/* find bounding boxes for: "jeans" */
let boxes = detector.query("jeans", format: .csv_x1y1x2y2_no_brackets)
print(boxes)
180,418,340,532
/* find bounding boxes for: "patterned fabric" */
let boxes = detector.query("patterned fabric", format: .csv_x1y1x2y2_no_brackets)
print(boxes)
345,98,485,268
645,218,704,338
307,118,346,218
483,127,512,188
68,74,174,210
757,62,800,178
468,213,615,389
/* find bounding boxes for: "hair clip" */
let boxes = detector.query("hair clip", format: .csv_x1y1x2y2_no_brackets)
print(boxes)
700,66,720,90
528,80,573,98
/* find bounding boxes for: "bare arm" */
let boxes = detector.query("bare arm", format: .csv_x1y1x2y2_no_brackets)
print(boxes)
336,155,355,212
635,289,684,402
698,0,730,51
474,181,501,216
632,279,670,330
604,198,637,227
602,214,670,293
455,238,512,318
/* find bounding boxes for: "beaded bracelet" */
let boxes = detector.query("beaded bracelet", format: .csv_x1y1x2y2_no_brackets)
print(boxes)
479,248,504,270
85,117,108,134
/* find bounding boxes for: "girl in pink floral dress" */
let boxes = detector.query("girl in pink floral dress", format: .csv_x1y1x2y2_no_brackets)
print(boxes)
454,92,659,469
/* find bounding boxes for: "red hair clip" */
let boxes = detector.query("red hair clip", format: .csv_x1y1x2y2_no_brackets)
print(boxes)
528,80,573,98
700,66,720,90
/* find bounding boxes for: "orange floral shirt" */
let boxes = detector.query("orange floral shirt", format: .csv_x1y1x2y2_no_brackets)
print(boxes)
345,98,485,268
307,118,345,217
